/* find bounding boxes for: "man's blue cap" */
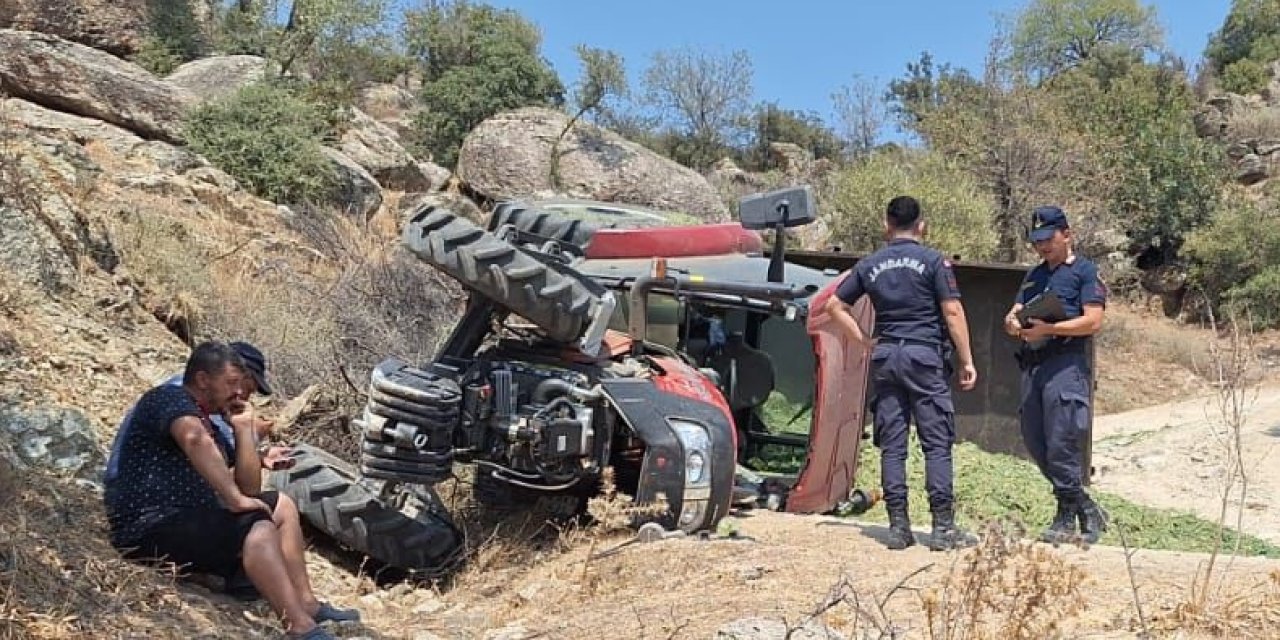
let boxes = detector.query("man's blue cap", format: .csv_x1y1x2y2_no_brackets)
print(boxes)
1028,205,1069,242
230,341,272,396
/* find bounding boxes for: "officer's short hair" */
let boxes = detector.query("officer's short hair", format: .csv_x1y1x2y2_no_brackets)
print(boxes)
183,341,246,386
885,196,922,230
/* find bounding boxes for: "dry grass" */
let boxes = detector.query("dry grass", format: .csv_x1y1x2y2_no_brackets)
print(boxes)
1228,107,1280,143
0,464,271,640
920,522,1087,640
1155,569,1280,638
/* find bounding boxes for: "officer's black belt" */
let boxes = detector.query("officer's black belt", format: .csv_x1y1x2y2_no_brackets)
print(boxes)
878,337,942,349
1016,340,1086,369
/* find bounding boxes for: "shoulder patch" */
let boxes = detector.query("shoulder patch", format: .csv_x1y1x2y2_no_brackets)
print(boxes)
1019,281,1035,290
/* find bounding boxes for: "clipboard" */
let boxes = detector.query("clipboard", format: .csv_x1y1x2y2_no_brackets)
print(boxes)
1016,290,1068,328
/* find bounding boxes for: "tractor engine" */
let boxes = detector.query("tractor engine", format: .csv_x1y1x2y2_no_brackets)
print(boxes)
355,353,610,491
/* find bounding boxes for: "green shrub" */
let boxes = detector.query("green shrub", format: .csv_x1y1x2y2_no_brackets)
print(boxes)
131,36,184,76
1221,57,1271,95
1226,265,1280,328
184,82,336,204
823,150,998,261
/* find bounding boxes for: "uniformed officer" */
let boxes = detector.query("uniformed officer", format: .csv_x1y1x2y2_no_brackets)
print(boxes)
826,195,979,551
1003,205,1107,544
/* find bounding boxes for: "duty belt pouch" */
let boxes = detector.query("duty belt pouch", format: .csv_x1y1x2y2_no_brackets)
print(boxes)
941,341,956,378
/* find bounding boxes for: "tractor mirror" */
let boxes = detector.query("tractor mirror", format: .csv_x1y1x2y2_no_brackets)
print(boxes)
738,186,817,230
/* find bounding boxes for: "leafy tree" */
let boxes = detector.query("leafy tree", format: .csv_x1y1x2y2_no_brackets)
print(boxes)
831,75,886,159
406,1,564,167
1008,0,1164,81
1057,54,1224,264
1206,0,1280,94
551,45,627,187
740,103,842,171
184,81,336,204
213,0,394,101
824,150,998,261
885,51,982,136
641,46,754,169
133,0,210,75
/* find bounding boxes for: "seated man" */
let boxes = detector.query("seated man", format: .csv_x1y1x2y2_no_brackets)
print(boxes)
105,341,357,640
104,341,292,599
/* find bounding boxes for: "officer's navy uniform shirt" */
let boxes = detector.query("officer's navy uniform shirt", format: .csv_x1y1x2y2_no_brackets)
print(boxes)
834,238,960,343
1016,255,1107,346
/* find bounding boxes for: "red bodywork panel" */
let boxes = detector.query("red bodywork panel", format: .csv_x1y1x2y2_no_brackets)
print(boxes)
584,224,765,259
786,275,874,514
649,355,737,454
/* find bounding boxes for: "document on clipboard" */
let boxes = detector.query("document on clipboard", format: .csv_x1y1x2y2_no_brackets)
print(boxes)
1016,289,1068,328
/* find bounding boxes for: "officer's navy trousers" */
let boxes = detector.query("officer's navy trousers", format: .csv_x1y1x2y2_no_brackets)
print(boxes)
869,341,956,512
1020,350,1090,499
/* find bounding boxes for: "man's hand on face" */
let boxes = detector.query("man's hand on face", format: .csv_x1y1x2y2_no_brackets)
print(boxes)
227,400,256,432
253,415,275,440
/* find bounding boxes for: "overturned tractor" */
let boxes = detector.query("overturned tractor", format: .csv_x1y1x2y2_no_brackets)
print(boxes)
272,186,1045,575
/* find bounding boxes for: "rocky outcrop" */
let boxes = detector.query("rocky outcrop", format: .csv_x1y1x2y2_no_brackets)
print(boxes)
165,55,270,104
0,404,101,480
321,147,383,218
0,0,149,58
1,96,144,156
339,108,436,191
356,83,418,140
457,107,727,220
0,130,116,294
0,29,194,143
715,617,846,640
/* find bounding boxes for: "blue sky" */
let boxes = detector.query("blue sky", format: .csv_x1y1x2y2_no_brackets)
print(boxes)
472,0,1231,128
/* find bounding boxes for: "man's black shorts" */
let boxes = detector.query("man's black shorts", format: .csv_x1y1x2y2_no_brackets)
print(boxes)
122,491,280,578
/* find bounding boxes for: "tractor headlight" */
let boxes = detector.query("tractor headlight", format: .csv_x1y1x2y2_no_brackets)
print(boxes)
669,419,711,487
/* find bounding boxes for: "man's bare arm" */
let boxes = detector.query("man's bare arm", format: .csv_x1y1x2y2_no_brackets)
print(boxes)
170,416,268,513
230,411,264,497
941,299,978,390
824,295,871,348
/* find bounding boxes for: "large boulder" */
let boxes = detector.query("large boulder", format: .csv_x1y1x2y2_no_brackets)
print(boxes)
0,0,148,58
339,108,434,191
0,96,144,156
0,29,194,143
165,55,270,104
457,107,728,221
321,147,383,218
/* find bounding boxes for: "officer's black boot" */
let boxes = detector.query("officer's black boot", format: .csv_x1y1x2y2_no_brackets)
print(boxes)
885,506,916,550
1040,495,1078,544
1077,493,1109,544
927,507,978,551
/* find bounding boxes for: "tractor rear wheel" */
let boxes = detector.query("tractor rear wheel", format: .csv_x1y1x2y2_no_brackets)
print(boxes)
402,205,602,344
268,444,463,576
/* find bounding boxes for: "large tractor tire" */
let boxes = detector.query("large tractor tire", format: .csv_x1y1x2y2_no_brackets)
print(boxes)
268,444,463,577
403,205,601,343
487,202,603,248
487,201,673,249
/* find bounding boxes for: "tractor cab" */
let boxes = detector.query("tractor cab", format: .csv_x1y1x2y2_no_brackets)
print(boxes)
575,187,876,515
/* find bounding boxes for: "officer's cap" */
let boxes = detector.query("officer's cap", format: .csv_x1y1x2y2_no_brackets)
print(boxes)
1028,206,1069,243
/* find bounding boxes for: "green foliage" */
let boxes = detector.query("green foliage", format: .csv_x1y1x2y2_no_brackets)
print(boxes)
133,0,208,74
852,437,1280,556
740,103,843,171
406,1,564,167
831,75,887,159
1206,0,1280,94
885,52,981,133
184,81,336,204
1185,192,1280,327
641,46,754,169
1008,0,1163,81
213,0,394,99
132,36,185,76
824,151,998,261
569,45,627,118
1058,58,1223,261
